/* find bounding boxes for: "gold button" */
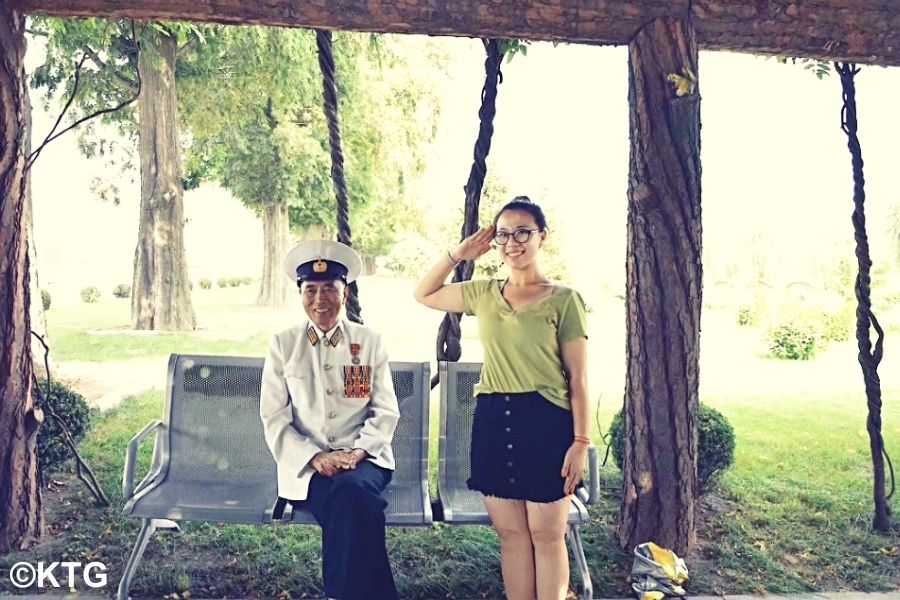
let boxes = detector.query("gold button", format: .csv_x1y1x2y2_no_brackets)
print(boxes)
326,388,334,395
324,364,332,371
328,436,335,443
328,412,336,419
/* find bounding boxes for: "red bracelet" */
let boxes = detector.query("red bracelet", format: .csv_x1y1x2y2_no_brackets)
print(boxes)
573,436,591,445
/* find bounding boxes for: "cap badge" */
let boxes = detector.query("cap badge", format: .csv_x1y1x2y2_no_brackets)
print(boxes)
313,259,328,273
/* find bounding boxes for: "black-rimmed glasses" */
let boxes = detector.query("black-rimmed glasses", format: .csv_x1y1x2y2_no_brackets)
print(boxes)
493,228,542,245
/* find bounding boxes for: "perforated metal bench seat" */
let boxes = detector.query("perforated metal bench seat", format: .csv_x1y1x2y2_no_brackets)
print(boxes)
118,354,431,599
437,361,599,600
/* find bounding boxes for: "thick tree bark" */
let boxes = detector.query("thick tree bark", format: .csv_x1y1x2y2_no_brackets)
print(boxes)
0,3,42,554
256,202,292,308
618,17,702,556
131,30,196,331
16,0,900,66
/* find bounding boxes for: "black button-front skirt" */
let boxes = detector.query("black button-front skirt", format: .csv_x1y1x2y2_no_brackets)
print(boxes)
468,391,581,503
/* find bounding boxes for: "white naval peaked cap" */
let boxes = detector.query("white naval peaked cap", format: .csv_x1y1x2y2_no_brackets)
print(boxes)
283,239,362,283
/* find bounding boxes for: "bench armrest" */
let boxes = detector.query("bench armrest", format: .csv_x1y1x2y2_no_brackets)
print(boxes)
122,420,164,501
578,444,600,505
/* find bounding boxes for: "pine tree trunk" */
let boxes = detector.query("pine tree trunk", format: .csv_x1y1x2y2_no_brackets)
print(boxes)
256,202,292,307
131,30,196,331
617,17,702,556
0,4,43,554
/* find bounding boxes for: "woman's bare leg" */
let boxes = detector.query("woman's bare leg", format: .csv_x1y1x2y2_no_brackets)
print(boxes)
484,496,535,600
526,497,571,600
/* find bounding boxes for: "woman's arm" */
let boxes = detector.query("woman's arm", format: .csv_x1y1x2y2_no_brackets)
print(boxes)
413,226,493,312
560,336,590,495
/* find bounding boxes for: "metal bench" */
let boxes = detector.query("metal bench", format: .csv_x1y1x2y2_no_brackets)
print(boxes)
118,354,431,600
437,361,599,600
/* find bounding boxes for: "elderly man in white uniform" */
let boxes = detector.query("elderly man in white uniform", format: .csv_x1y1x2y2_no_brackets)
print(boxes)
260,239,400,600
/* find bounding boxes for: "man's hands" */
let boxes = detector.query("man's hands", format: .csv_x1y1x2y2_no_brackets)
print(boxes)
310,448,369,477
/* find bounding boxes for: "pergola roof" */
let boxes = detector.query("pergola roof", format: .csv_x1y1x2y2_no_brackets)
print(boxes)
14,0,900,67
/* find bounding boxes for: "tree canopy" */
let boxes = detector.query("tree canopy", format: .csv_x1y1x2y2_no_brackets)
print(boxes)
179,26,443,260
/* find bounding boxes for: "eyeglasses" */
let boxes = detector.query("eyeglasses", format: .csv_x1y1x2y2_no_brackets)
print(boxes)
493,228,542,245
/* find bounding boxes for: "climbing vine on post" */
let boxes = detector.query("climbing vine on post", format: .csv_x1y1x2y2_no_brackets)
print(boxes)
834,61,894,533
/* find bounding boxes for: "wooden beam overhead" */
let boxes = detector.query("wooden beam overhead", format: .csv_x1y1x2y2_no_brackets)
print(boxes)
13,0,900,66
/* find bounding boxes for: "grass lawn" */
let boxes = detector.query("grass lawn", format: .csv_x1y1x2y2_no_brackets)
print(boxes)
1,387,897,598
9,280,897,598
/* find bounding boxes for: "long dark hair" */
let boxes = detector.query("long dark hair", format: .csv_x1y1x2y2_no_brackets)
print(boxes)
492,195,548,231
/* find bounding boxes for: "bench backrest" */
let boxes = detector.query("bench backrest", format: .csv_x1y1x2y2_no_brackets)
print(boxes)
157,355,430,490
437,361,483,493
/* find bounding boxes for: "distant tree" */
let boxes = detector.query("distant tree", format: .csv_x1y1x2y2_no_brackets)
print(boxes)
31,18,204,330
180,27,440,306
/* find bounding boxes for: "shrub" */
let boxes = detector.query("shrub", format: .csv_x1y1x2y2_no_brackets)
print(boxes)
228,277,242,287
216,277,228,288
383,236,437,280
112,283,131,299
820,303,855,343
241,276,252,285
737,305,756,326
609,404,736,490
35,379,92,473
768,321,817,360
80,286,100,303
199,278,212,290
41,288,51,311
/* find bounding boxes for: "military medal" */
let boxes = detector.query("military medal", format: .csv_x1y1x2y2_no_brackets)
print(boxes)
343,364,371,398
350,343,361,365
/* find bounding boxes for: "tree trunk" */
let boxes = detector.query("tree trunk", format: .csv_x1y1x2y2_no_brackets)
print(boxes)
362,255,376,276
131,30,196,331
296,224,332,243
0,4,42,554
256,202,292,307
617,17,702,556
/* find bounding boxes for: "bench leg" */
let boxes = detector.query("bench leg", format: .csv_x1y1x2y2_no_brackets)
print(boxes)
117,518,179,600
567,523,593,600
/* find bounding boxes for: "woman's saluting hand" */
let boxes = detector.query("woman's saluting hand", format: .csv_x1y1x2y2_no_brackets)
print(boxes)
453,226,494,263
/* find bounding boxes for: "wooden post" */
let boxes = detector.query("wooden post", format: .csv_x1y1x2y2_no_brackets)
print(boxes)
0,2,42,553
618,17,702,555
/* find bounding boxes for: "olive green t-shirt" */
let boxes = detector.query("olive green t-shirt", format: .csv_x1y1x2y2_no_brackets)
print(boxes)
461,279,588,410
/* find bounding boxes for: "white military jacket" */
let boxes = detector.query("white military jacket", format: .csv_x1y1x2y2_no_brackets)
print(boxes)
260,318,400,500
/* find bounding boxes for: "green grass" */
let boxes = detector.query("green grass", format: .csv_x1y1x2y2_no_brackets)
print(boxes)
2,388,897,598
692,391,900,594
44,288,285,362
16,289,899,597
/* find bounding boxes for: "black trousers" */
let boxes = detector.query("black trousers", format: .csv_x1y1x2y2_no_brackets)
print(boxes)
290,461,398,600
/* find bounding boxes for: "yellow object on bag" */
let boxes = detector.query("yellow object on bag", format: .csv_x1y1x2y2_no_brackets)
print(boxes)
631,541,689,599
645,542,689,585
